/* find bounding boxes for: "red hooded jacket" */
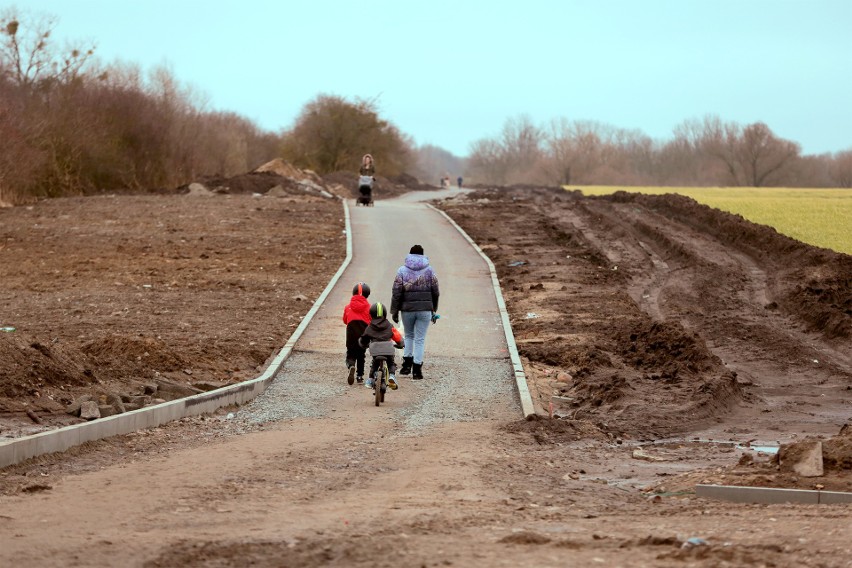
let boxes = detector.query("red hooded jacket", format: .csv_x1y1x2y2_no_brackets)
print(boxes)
343,294,371,325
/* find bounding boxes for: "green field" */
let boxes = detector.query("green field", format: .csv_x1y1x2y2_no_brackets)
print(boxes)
569,186,852,255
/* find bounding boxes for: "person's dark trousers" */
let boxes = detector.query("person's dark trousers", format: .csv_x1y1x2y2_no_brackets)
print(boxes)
369,356,397,378
346,347,366,377
346,321,368,377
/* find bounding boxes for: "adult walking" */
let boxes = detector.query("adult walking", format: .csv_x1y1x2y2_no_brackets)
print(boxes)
358,154,376,205
391,245,440,380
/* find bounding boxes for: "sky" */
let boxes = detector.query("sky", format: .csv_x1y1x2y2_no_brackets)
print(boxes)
10,0,852,157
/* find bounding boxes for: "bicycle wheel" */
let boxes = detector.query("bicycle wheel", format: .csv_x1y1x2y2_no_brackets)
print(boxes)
374,368,382,406
380,361,387,402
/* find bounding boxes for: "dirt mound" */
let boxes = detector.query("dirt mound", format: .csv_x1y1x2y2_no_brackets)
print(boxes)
0,333,93,403
81,334,189,373
187,171,303,195
620,321,722,379
254,158,320,182
603,191,852,340
502,416,608,443
822,424,852,470
386,172,437,192
143,536,396,568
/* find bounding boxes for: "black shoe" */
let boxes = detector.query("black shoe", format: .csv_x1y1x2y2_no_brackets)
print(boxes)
347,366,356,385
412,363,423,380
400,356,414,375
356,375,364,384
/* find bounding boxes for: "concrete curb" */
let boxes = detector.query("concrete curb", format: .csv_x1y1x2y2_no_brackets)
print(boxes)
0,199,353,470
696,484,852,505
428,204,536,418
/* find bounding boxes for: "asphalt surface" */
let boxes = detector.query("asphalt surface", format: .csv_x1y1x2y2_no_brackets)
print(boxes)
300,188,509,360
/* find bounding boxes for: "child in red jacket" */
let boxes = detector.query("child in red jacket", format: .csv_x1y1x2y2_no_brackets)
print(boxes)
343,282,371,384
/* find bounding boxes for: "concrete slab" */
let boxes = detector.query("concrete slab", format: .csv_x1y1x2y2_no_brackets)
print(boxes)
696,484,819,504
819,491,852,505
696,484,852,505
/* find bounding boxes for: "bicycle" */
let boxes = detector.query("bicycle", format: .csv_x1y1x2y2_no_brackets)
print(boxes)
367,340,396,406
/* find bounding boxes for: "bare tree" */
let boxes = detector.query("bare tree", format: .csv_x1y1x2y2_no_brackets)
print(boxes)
737,122,800,187
0,7,94,88
830,150,852,188
281,94,411,175
467,138,508,185
500,115,543,182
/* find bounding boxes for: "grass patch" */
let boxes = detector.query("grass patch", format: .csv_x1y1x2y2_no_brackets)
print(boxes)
568,186,852,255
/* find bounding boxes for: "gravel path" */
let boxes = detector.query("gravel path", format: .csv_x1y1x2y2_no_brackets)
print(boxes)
231,352,517,435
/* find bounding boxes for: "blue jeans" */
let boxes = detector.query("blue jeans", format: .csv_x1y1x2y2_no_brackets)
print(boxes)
401,311,431,364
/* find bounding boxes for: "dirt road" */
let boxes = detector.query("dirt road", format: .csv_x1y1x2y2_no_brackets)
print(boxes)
1,188,850,567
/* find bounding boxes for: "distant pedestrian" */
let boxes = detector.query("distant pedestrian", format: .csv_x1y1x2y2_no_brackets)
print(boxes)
391,245,440,380
457,176,463,188
360,154,375,176
358,154,375,204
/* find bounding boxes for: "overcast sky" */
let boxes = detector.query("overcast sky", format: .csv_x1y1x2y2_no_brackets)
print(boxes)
13,0,852,157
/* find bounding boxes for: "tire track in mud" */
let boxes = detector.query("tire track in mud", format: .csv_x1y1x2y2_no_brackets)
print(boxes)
443,187,850,440
567,195,851,436
444,190,743,438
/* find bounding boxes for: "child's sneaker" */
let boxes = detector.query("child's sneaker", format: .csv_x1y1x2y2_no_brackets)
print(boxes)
347,365,356,385
365,378,374,389
388,374,398,390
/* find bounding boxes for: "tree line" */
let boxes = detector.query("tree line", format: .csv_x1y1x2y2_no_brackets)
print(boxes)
0,9,287,204
467,115,852,188
0,9,414,204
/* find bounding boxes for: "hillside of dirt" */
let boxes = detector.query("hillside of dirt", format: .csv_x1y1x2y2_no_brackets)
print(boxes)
440,186,850,442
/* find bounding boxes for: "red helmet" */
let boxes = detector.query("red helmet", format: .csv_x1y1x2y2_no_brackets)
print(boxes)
352,282,370,298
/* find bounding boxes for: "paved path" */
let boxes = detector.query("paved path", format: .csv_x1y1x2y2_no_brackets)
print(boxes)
302,188,508,360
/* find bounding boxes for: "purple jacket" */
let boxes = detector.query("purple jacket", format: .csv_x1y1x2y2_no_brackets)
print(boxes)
390,254,440,315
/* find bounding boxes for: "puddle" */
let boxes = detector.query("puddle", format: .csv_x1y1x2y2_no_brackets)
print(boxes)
736,444,779,455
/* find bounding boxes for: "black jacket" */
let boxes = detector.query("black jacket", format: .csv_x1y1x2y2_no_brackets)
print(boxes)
359,316,394,349
390,254,440,315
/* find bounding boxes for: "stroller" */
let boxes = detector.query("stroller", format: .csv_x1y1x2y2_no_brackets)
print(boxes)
356,175,374,206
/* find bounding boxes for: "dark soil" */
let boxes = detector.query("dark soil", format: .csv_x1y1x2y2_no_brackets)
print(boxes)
440,186,850,441
0,193,343,435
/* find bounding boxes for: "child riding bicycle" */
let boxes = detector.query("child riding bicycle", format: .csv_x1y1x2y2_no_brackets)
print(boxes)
358,301,404,390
